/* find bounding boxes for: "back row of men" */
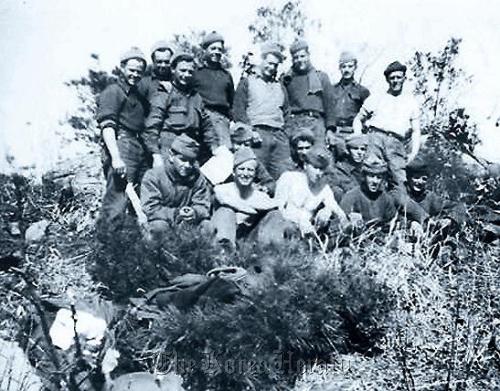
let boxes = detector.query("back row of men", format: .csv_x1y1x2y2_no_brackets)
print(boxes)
96,32,455,247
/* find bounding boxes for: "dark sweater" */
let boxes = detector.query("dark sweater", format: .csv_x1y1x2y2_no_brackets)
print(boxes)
193,65,234,117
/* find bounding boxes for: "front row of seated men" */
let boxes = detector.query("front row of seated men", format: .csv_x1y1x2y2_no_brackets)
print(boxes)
139,131,462,249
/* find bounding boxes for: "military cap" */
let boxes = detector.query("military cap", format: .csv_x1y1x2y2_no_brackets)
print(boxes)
291,128,315,146
201,31,224,49
406,157,429,176
150,40,175,58
170,52,195,69
345,134,368,148
362,155,388,174
120,47,147,65
384,61,407,78
170,134,199,159
339,51,357,64
233,147,257,168
230,122,253,143
289,38,308,54
304,147,331,170
261,41,285,62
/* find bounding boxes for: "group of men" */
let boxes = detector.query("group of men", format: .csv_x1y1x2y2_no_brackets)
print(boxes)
96,31,459,249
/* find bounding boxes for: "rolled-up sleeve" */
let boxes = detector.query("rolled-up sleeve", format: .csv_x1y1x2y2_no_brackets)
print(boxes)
96,85,123,131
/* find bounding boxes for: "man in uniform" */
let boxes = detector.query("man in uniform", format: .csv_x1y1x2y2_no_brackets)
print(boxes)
289,127,315,170
233,41,293,179
144,52,218,164
326,51,370,160
140,134,211,244
96,47,156,228
282,39,333,146
139,40,174,102
353,61,421,188
340,156,397,228
210,147,282,247
193,31,234,149
326,134,367,201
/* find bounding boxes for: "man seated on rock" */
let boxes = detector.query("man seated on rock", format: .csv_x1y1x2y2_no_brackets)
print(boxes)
326,134,367,201
340,155,397,230
229,122,275,195
289,128,315,170
274,147,348,237
210,147,283,248
140,134,211,244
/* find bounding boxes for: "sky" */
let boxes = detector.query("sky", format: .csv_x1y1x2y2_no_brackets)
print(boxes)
0,0,499,173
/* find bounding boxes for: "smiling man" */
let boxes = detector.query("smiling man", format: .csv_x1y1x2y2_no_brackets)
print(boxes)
138,40,174,102
144,52,219,165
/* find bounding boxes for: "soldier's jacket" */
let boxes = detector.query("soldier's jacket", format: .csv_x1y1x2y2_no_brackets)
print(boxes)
325,160,362,201
137,73,172,102
144,85,217,154
329,79,370,127
340,185,397,224
140,161,211,224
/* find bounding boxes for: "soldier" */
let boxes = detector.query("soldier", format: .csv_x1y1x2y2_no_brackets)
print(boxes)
326,51,370,160
326,134,367,201
193,31,235,149
353,61,421,188
233,41,293,179
210,147,283,247
340,156,397,228
138,40,174,102
282,39,333,146
96,47,155,227
144,52,219,165
275,147,348,237
229,123,275,195
140,134,211,244
289,127,315,170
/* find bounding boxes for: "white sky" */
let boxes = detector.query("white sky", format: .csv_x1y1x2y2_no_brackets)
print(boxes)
1,0,499,172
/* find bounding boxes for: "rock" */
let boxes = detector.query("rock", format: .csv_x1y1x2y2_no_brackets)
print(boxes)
0,339,43,390
25,220,50,242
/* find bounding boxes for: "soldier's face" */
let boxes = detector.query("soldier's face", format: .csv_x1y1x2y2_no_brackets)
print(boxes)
261,53,281,80
173,60,195,87
304,163,324,185
232,140,252,152
386,71,406,93
292,49,310,73
296,140,313,163
153,50,172,77
408,174,428,193
206,41,224,64
170,152,196,177
365,173,384,193
339,61,357,80
121,59,145,86
348,145,367,164
234,160,257,188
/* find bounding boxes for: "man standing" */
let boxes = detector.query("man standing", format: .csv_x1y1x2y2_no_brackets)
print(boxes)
211,147,282,247
140,134,211,244
326,51,370,159
144,53,218,164
353,61,421,188
193,31,234,149
282,39,333,146
233,41,292,179
139,40,174,101
96,47,154,227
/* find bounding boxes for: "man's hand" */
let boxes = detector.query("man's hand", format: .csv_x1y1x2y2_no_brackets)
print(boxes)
314,207,332,229
349,212,364,229
178,206,196,222
251,130,263,145
152,153,164,168
112,156,127,177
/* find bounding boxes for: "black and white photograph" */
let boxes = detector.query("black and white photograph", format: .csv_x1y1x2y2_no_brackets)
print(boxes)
0,0,499,389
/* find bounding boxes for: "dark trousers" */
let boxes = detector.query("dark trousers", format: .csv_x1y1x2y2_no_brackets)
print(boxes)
252,125,293,180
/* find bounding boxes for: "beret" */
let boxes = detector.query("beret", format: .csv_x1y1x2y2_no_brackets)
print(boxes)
304,147,330,170
170,134,199,159
384,61,407,77
150,40,175,58
339,51,357,64
291,128,315,145
362,155,388,174
170,52,195,69
290,38,308,54
345,134,368,148
406,157,429,176
233,147,257,168
261,41,285,62
120,47,147,65
231,123,253,143
201,31,224,48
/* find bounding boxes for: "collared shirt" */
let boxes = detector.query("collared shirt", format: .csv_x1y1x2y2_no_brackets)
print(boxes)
192,64,234,117
329,79,370,127
140,161,211,224
96,78,148,135
362,88,419,137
